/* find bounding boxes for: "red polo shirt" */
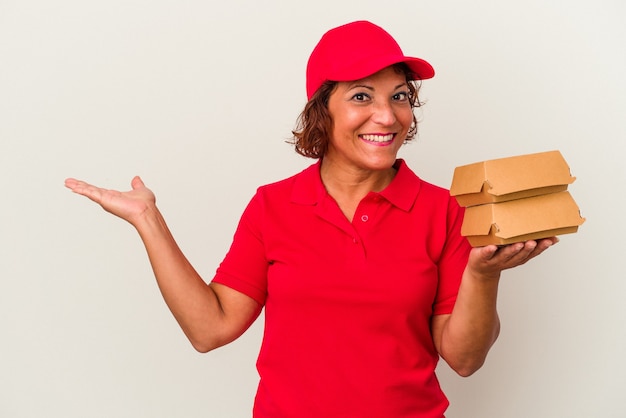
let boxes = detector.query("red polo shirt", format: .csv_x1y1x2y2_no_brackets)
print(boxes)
212,159,471,418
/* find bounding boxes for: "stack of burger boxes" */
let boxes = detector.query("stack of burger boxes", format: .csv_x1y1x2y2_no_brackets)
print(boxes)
450,150,585,247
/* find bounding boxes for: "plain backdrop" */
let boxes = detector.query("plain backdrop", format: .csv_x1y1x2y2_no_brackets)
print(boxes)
1,1,625,417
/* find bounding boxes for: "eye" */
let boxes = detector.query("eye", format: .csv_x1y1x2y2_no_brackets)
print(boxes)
351,92,371,102
392,91,409,101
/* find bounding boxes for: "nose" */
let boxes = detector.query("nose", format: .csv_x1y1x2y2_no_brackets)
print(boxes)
371,99,397,126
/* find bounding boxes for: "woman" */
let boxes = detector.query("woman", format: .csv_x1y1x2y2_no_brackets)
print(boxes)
65,21,557,418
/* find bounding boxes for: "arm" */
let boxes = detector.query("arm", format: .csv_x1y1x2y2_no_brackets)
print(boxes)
431,237,558,377
65,176,262,353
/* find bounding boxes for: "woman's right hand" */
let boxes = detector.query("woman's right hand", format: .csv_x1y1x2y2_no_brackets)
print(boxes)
65,175,262,352
64,176,156,226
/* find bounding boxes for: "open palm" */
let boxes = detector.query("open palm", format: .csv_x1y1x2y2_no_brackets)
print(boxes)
467,237,558,280
64,176,156,226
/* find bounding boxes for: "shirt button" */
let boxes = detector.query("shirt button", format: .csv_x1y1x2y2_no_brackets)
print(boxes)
361,214,369,222
352,238,358,244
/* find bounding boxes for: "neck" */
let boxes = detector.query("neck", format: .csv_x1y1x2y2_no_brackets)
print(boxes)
319,159,397,221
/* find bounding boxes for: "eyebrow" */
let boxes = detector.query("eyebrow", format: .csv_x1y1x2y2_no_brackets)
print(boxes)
346,82,408,91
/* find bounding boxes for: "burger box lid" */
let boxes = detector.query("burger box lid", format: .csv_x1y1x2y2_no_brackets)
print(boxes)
450,150,576,207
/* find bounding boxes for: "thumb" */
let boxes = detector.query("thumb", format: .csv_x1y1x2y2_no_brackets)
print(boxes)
131,176,145,190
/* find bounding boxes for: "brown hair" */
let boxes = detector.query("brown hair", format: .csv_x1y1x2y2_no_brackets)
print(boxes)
290,63,424,159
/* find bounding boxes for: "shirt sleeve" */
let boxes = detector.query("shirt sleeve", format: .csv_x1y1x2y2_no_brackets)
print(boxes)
432,196,472,315
211,191,269,306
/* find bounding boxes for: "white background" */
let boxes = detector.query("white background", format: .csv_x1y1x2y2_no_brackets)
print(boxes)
1,1,625,416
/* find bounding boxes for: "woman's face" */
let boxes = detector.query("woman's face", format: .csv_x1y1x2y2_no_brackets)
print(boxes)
326,66,413,173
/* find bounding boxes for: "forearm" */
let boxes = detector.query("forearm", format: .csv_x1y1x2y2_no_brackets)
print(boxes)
436,240,557,376
438,268,501,376
133,205,225,351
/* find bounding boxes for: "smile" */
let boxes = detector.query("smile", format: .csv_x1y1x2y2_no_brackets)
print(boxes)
360,133,395,144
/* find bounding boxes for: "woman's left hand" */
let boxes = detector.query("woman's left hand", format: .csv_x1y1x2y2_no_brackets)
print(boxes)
467,237,559,280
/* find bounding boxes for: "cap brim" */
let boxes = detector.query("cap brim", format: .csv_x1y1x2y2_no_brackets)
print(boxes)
328,54,435,83
404,57,435,80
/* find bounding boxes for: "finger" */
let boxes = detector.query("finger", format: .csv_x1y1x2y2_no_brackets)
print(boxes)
65,179,105,203
64,178,81,189
478,245,500,261
515,240,538,262
505,239,558,267
131,176,145,190
538,236,559,249
64,178,92,193
495,242,526,261
484,242,529,267
523,237,558,260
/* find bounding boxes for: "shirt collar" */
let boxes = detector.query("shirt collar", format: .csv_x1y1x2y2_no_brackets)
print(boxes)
291,160,326,205
379,159,422,212
290,159,422,211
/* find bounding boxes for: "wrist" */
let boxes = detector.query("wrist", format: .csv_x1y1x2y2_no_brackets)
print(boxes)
133,203,166,233
465,267,502,286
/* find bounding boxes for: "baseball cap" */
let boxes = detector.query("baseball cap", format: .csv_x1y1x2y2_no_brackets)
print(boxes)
306,20,435,100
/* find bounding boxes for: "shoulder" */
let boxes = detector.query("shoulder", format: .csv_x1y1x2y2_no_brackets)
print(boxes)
396,159,454,202
397,162,462,218
253,161,322,205
256,164,310,192
418,177,451,197
238,162,321,230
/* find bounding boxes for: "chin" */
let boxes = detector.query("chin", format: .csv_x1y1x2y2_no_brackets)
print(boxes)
363,157,398,171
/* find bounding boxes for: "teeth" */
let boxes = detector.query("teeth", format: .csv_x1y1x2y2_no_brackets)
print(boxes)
361,134,394,142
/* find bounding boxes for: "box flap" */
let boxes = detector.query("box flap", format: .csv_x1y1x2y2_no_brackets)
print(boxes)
461,204,500,237
462,191,585,239
450,150,576,204
449,160,490,195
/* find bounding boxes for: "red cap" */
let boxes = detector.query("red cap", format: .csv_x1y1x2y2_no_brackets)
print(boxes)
306,21,435,100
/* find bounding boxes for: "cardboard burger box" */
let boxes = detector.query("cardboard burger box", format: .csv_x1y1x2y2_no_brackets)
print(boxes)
450,150,585,247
